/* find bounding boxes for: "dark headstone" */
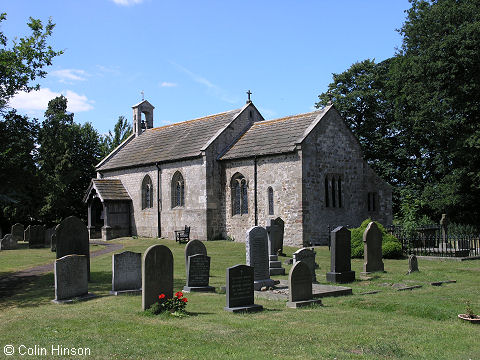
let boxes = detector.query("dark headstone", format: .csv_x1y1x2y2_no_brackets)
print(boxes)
111,251,142,295
407,255,419,274
326,226,355,283
24,226,30,244
266,217,285,256
45,226,56,247
184,239,207,270
51,224,59,252
363,222,384,274
53,255,94,303
142,244,173,311
56,216,90,280
287,261,322,308
246,226,275,290
27,225,45,248
11,223,24,243
1,234,17,250
293,248,317,282
183,254,215,293
224,264,263,313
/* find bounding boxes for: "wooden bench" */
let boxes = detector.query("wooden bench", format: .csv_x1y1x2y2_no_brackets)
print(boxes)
175,226,190,244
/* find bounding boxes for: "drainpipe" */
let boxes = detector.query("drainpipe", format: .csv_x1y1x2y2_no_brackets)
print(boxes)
254,155,258,226
155,162,161,238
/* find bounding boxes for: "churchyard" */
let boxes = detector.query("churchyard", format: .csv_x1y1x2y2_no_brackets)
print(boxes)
1,235,480,359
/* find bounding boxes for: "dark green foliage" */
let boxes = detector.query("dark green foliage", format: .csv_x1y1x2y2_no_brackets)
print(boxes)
350,219,402,259
0,13,63,112
101,116,132,158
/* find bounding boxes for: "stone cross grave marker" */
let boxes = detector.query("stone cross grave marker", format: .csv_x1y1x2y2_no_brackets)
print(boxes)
326,226,355,283
183,254,215,293
363,222,384,274
27,225,45,248
1,234,17,250
184,239,207,270
293,248,317,282
287,261,322,308
224,264,263,313
11,223,24,243
53,254,95,303
246,226,275,290
266,218,286,276
111,251,142,295
142,244,173,311
56,216,90,280
408,254,419,274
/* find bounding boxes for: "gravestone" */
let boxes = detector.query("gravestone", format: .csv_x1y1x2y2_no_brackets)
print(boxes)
287,261,322,308
183,254,215,293
363,222,384,274
45,226,56,247
293,248,317,282
27,225,45,248
266,218,286,276
326,226,355,283
224,264,263,313
56,216,90,280
407,254,419,274
246,226,275,290
111,251,142,295
53,255,95,303
184,239,207,270
11,223,24,243
51,224,59,252
142,244,173,311
1,234,18,250
24,226,30,244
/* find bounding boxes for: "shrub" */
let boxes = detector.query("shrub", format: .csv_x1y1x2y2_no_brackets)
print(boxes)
350,219,403,259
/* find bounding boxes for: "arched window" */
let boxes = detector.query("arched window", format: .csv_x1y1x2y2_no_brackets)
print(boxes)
231,173,248,215
268,187,274,215
325,174,343,208
171,171,185,208
142,175,153,209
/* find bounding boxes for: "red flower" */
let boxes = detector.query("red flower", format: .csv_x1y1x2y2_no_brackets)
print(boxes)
182,297,188,303
158,294,166,299
175,291,183,298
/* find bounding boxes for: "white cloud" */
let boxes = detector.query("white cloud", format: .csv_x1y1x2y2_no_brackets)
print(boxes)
160,82,177,88
170,62,238,104
9,88,94,113
50,69,88,83
96,64,121,76
110,0,144,6
257,107,277,119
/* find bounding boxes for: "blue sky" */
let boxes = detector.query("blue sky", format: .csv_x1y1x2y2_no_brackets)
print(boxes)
3,0,411,134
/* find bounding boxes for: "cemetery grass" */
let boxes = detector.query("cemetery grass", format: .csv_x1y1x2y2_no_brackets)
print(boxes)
1,239,479,359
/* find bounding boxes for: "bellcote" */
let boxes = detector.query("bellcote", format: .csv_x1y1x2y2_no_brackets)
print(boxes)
132,100,155,136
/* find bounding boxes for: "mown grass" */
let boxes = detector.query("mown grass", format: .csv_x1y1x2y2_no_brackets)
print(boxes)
1,237,479,359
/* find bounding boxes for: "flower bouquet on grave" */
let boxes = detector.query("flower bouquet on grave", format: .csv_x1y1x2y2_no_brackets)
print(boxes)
149,291,188,316
458,301,480,323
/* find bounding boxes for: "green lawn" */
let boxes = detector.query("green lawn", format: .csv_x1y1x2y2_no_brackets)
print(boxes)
1,237,479,359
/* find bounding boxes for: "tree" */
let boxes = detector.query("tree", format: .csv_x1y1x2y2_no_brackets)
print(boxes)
0,13,63,112
101,115,132,158
37,96,103,223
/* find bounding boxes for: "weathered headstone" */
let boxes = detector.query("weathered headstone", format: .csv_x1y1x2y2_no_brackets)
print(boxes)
326,226,355,283
246,226,275,290
53,254,95,303
183,254,215,292
363,222,384,274
184,239,207,270
11,223,24,243
24,226,30,244
27,225,45,248
51,224,59,252
293,248,317,282
407,254,419,274
224,264,263,313
45,226,56,247
266,218,286,276
1,234,18,250
56,216,90,280
111,251,142,295
287,261,322,308
142,244,173,311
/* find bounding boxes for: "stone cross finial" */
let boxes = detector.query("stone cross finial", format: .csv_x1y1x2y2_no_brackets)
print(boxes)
246,90,252,104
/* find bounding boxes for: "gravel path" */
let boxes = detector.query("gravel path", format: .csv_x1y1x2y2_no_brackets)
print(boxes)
0,241,123,299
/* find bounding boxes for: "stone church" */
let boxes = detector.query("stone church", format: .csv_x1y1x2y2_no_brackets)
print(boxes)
84,97,392,246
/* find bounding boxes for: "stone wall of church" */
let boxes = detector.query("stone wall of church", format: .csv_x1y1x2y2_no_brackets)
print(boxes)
301,108,392,245
223,153,304,246
99,165,158,238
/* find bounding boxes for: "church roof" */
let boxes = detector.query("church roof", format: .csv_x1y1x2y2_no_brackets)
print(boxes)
220,106,330,160
97,108,243,171
83,179,131,203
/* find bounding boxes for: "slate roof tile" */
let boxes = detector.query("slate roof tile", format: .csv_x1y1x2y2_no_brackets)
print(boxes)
91,179,131,201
